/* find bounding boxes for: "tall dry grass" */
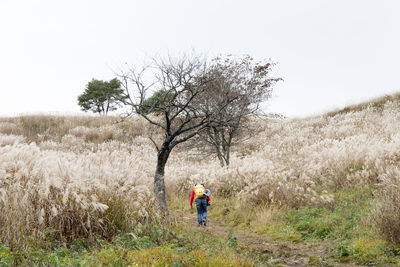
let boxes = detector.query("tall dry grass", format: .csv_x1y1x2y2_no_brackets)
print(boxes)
1,95,400,245
0,130,156,248
372,167,400,244
0,115,148,144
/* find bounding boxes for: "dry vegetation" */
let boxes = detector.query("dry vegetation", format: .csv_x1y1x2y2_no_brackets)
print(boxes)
1,94,400,264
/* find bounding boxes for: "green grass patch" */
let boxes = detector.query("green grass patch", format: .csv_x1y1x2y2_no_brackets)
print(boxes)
0,222,261,266
283,186,373,241
335,237,400,265
276,186,400,265
259,223,302,243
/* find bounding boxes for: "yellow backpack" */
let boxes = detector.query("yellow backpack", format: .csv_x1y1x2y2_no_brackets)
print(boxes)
194,184,206,200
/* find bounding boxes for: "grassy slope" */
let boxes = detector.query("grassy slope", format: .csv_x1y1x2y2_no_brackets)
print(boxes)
168,92,400,266
169,189,399,266
1,93,400,266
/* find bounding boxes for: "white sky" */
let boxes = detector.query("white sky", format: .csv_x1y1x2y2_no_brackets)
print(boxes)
0,0,399,118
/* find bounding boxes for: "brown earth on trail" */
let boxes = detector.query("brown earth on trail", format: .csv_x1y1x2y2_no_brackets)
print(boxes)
172,210,360,267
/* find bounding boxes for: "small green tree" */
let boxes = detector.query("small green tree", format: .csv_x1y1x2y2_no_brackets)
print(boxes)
138,89,175,115
78,78,127,115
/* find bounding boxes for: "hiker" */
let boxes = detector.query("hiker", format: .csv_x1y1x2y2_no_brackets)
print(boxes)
190,184,211,226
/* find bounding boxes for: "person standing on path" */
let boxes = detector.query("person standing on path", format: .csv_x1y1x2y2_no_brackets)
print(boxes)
190,184,211,226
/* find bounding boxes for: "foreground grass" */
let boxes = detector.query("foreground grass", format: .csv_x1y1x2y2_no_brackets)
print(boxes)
169,186,400,266
2,186,400,266
0,223,259,267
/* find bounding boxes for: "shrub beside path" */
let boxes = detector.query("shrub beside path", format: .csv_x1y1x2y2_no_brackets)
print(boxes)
172,210,360,267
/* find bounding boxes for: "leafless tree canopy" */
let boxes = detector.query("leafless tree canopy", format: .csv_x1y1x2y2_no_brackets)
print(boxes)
117,54,281,213
196,55,282,166
119,55,212,144
118,54,216,214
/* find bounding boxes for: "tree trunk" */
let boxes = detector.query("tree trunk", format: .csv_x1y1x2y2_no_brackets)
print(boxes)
217,153,225,167
153,145,171,216
223,134,232,167
225,147,230,166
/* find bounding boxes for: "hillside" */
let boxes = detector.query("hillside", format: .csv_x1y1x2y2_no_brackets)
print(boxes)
1,94,400,266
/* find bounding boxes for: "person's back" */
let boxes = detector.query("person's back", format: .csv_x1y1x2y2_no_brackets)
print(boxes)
190,184,211,226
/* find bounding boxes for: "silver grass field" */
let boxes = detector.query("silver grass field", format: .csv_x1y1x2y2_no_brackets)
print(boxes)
1,97,400,250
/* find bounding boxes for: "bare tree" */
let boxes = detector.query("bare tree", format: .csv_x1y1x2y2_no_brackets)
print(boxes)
118,54,214,215
197,55,282,167
118,54,281,214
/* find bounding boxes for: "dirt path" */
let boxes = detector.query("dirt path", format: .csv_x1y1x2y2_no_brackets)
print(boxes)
172,210,359,267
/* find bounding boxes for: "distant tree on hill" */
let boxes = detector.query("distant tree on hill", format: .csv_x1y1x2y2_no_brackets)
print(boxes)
138,89,175,115
78,78,127,115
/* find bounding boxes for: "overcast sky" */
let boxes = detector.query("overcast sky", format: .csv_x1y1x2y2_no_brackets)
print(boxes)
0,0,399,117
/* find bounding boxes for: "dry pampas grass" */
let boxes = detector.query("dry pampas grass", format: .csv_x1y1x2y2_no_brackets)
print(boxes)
0,97,400,245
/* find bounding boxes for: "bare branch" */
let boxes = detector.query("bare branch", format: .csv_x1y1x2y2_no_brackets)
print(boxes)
149,136,160,151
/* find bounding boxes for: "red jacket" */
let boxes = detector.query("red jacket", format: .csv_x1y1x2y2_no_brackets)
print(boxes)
190,189,211,207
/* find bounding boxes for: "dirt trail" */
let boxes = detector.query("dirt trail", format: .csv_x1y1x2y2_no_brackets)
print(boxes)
172,210,359,267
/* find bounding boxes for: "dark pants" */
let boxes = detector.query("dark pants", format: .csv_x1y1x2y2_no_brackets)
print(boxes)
195,198,207,225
